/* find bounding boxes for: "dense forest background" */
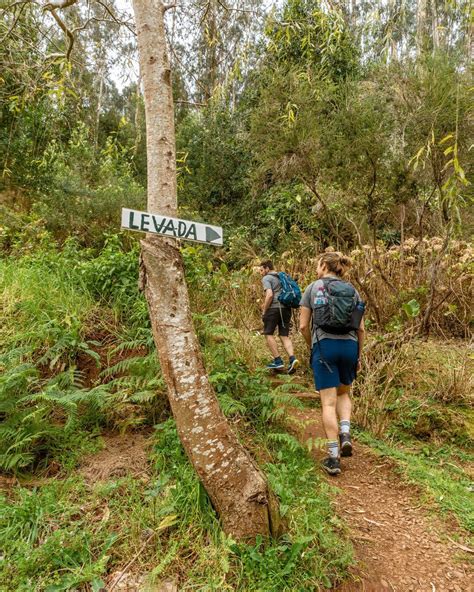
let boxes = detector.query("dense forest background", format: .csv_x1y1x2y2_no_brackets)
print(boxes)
2,0,472,251
0,1,472,590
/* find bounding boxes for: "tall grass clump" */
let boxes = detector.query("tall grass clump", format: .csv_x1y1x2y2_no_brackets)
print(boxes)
353,338,473,444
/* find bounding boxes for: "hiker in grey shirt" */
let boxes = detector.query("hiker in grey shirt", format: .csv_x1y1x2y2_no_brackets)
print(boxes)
300,251,365,476
258,259,299,373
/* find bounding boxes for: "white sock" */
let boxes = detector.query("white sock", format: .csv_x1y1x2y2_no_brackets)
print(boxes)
340,420,350,435
328,441,339,459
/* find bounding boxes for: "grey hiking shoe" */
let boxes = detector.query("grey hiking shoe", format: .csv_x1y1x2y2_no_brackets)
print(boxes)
322,457,341,476
339,433,353,457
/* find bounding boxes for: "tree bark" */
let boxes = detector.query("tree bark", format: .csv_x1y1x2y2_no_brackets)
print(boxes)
416,0,428,56
132,0,281,541
431,0,440,51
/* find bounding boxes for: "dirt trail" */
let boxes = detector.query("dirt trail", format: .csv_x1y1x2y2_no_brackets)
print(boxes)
73,387,473,591
79,432,151,484
287,402,473,592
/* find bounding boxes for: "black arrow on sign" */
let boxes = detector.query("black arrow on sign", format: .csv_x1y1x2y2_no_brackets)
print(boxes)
205,226,222,243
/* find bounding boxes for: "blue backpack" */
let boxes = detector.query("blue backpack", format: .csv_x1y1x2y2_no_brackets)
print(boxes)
276,272,302,308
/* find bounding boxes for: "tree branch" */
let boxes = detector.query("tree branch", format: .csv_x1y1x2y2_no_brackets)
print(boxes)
168,43,209,98
71,15,132,35
96,0,136,35
0,0,31,44
47,7,75,60
3,0,36,10
43,0,76,8
216,0,263,15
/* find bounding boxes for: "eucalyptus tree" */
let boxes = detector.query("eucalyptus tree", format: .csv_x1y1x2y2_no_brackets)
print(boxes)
132,0,282,539
238,0,472,247
168,0,267,104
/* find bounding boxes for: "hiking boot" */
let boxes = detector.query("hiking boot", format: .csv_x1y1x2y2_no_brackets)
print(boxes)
339,433,353,457
322,457,341,476
287,358,299,374
266,359,284,370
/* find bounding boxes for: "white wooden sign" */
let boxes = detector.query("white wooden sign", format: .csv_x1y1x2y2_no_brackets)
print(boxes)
121,208,223,246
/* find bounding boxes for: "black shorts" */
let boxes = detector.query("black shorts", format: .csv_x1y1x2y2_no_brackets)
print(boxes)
262,307,292,337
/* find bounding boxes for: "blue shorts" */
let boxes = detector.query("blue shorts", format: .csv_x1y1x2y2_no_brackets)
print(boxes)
310,339,358,391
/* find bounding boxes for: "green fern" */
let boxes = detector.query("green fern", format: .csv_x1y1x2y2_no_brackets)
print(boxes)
107,375,161,390
99,352,159,379
217,393,247,417
108,333,155,354
0,360,109,471
130,390,164,404
267,432,303,452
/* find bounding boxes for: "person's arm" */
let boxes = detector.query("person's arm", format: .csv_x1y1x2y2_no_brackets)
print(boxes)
300,306,312,348
262,288,273,314
357,317,365,370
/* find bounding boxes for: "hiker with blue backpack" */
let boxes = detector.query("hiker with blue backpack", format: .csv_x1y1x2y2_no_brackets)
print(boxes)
258,260,301,374
300,251,366,476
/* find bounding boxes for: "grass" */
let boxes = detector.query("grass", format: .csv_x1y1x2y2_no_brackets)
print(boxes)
1,258,96,355
0,418,353,591
0,241,353,590
2,236,472,589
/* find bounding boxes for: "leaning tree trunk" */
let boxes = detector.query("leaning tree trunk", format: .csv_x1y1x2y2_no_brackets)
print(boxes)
132,0,281,540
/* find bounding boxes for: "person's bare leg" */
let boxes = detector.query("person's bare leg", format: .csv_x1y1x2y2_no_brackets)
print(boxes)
336,385,352,422
320,387,340,469
280,335,294,357
265,335,280,358
320,387,338,441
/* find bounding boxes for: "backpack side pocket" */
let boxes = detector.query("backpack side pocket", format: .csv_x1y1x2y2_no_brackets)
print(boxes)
349,301,366,330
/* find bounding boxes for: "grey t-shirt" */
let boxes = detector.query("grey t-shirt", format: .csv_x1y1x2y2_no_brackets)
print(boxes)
262,272,282,309
300,278,359,345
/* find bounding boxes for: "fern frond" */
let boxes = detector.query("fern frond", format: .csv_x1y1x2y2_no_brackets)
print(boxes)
108,335,153,356
99,353,158,379
269,392,305,409
4,429,47,453
0,363,39,395
217,393,247,417
107,375,164,391
0,451,35,471
130,390,163,403
66,385,109,409
267,432,302,452
272,381,308,393
0,345,34,366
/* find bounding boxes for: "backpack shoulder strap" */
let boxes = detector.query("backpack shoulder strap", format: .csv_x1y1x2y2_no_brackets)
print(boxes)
322,276,339,283
267,272,282,289
320,277,336,291
323,277,353,288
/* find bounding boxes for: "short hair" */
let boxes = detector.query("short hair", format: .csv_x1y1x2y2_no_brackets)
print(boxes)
259,259,274,270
